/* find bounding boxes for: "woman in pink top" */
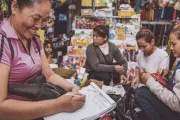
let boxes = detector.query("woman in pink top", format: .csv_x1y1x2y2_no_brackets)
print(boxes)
0,0,85,119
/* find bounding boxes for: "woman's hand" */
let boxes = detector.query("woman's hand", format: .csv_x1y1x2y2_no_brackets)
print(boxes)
140,68,153,84
114,65,124,73
131,77,139,89
57,92,86,112
72,85,80,92
120,75,127,82
157,68,169,78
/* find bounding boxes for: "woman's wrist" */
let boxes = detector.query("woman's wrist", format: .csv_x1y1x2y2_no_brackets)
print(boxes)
35,99,62,117
71,84,80,92
53,98,66,113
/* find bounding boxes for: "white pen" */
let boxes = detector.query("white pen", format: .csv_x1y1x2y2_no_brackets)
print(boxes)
65,93,80,97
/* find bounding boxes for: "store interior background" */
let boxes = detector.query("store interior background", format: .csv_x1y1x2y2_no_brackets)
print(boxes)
0,0,179,83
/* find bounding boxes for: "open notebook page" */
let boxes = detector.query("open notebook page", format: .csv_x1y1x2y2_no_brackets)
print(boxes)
44,83,116,120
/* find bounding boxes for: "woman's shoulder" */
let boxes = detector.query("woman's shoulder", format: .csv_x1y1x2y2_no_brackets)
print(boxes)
109,42,116,46
87,43,95,49
156,48,168,57
136,50,144,58
175,69,180,83
108,42,118,49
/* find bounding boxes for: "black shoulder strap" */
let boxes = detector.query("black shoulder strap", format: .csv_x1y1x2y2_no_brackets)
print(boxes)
7,39,14,60
32,36,40,55
0,33,14,61
0,34,5,61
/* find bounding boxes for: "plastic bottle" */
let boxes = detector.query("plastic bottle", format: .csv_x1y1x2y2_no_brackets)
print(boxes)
71,58,76,69
74,79,81,86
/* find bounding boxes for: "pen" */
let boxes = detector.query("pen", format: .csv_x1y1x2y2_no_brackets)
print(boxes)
66,93,80,97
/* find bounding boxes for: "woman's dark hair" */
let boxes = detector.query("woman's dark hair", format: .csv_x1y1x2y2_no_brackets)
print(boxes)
6,0,51,16
170,24,180,40
93,25,109,39
136,27,155,43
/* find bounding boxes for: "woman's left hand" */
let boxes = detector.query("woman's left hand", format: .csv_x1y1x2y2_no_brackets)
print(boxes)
114,65,124,73
140,68,153,84
72,85,80,92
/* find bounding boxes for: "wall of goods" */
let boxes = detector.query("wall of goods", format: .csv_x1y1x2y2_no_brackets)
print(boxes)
2,0,178,83
0,0,8,22
60,0,141,84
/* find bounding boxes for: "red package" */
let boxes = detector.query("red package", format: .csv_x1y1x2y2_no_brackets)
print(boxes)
99,114,112,120
151,73,168,88
140,72,168,88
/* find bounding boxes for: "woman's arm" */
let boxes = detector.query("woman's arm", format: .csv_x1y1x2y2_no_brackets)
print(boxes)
159,54,169,70
114,46,128,75
41,50,79,92
131,67,140,88
0,63,61,120
0,55,84,120
86,45,116,72
142,70,180,112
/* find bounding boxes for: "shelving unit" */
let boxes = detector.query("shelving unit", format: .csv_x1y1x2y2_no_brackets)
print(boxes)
73,15,140,45
141,21,174,47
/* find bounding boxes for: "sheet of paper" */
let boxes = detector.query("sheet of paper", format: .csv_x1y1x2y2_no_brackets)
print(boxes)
102,85,126,97
44,83,116,120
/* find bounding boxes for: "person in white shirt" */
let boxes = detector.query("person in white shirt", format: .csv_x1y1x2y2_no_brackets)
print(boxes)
131,28,169,88
136,25,180,120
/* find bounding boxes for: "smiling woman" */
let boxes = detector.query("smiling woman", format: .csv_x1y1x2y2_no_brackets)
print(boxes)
0,0,85,120
7,0,51,39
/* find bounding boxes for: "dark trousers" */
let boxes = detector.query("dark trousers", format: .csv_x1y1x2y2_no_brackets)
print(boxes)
134,86,180,120
88,72,120,85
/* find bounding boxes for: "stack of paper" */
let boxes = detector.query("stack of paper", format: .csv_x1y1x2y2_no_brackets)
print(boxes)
44,82,116,120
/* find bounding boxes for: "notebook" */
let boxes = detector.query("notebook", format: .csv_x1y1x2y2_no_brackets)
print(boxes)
44,82,116,120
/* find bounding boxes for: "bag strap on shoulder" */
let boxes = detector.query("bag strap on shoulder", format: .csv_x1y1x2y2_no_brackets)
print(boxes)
32,36,40,55
0,33,14,61
0,33,41,62
0,33,5,60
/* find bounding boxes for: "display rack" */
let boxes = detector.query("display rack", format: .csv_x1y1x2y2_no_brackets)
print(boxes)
142,21,174,47
72,15,140,46
62,15,140,83
65,15,140,62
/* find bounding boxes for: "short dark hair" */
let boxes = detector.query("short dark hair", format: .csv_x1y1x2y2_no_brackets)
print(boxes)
93,25,109,39
170,24,180,40
136,28,155,43
6,0,51,16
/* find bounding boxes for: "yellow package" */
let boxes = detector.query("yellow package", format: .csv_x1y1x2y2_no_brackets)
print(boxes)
36,29,45,43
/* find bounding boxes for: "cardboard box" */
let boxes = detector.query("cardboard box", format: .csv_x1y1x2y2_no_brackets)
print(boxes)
96,8,113,17
81,9,93,16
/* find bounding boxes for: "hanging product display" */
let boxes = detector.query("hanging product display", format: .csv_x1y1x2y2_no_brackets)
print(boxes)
0,0,8,21
94,0,109,7
81,0,93,6
75,17,105,29
0,0,8,11
71,33,93,48
95,0,102,7
65,16,140,85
